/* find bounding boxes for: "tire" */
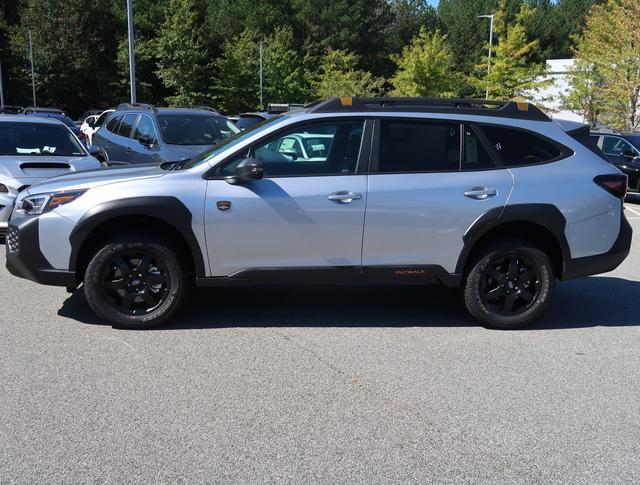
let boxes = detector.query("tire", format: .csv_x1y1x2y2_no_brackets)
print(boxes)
463,240,555,329
83,236,189,329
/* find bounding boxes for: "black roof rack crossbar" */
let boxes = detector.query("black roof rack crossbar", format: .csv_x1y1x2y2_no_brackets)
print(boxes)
308,97,550,122
117,102,157,112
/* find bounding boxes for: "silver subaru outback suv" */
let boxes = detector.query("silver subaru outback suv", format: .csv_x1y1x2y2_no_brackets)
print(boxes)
5,97,632,329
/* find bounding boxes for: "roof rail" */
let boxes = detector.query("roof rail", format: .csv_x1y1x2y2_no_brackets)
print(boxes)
173,105,221,114
117,102,156,112
20,106,64,114
308,97,550,122
267,103,305,113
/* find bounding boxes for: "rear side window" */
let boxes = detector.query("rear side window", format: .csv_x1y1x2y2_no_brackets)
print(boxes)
117,113,137,138
105,114,122,133
478,125,563,166
377,120,461,173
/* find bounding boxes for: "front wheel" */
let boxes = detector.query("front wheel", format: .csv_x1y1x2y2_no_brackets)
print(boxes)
84,237,189,329
464,242,555,329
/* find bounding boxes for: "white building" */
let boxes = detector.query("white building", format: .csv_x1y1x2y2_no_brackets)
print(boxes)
529,58,585,123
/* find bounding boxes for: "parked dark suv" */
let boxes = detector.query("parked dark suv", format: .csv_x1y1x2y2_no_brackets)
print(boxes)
92,104,239,165
590,129,640,192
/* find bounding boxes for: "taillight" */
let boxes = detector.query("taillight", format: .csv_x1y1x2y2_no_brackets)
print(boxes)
594,174,628,199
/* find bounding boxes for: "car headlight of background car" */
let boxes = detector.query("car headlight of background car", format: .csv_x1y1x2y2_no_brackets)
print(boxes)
16,190,86,215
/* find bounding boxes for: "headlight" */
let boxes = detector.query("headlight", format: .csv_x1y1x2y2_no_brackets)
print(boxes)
0,183,8,193
17,190,86,215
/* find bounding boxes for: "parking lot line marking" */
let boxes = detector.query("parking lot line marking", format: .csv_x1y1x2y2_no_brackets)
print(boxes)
625,204,640,217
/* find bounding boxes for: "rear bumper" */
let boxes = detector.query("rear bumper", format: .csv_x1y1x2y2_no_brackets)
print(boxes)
5,217,76,287
562,212,632,280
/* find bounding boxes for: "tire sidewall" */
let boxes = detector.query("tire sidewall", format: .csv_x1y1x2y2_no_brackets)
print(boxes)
84,239,187,329
465,244,554,329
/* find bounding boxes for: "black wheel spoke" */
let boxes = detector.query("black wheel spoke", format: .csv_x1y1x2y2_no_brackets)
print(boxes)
114,257,132,277
105,279,127,291
146,273,165,286
487,268,506,283
136,254,151,274
519,288,535,303
485,286,503,300
518,270,534,284
120,292,135,310
507,257,519,277
503,293,516,313
141,289,158,307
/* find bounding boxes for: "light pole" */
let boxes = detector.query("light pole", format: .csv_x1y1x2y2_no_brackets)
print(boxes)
478,14,495,99
127,0,137,104
0,60,5,109
28,29,36,107
259,40,266,110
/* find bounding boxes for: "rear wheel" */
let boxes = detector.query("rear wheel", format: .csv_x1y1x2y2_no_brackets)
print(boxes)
464,241,554,329
84,237,189,329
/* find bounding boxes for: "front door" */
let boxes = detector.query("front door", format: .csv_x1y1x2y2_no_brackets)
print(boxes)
204,118,370,276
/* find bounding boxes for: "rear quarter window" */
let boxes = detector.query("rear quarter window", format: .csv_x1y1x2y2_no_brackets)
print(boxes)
477,125,567,167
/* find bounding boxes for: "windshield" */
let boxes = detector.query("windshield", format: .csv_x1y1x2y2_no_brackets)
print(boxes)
176,115,283,170
0,122,86,157
158,114,240,145
236,115,265,130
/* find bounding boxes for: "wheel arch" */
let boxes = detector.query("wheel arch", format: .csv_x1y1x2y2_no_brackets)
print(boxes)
69,196,206,281
455,204,571,279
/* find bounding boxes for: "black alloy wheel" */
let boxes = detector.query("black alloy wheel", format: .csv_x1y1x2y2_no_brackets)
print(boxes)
479,254,541,316
101,250,170,315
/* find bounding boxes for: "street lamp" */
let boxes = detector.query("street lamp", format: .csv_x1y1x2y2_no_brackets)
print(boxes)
127,0,137,104
28,29,36,107
478,14,495,99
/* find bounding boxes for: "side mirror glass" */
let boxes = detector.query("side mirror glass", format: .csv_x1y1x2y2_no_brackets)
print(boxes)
86,145,103,158
138,134,154,147
621,148,636,159
225,158,264,184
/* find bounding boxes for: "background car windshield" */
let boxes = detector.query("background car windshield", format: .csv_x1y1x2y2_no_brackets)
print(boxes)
0,122,85,157
177,115,283,170
158,114,240,145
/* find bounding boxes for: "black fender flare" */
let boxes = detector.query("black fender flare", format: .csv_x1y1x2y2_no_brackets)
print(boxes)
68,196,206,277
454,203,571,276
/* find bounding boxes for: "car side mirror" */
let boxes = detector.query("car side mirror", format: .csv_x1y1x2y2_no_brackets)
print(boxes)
621,148,636,159
225,158,264,185
86,145,104,158
138,134,154,147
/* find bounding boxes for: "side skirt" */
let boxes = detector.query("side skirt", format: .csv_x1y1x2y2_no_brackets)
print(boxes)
195,266,463,288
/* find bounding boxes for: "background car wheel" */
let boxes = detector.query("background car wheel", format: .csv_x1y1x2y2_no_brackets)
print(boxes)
463,241,555,329
83,237,189,329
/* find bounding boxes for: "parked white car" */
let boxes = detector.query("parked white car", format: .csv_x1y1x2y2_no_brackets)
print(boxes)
80,114,99,144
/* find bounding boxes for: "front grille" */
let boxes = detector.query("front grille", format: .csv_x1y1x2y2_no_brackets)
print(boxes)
6,225,19,253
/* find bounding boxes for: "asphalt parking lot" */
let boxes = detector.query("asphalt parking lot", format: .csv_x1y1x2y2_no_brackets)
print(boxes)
1,203,640,483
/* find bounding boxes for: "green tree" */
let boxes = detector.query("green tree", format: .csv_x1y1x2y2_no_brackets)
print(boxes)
563,60,605,126
473,0,547,100
572,0,640,130
155,0,213,105
387,0,438,55
390,28,458,97
312,49,385,99
213,27,308,113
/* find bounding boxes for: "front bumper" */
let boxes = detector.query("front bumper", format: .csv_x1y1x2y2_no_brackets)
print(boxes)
5,216,76,287
562,212,633,280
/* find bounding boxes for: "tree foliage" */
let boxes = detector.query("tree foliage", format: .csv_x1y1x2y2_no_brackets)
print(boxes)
390,29,458,97
312,50,385,99
572,0,640,130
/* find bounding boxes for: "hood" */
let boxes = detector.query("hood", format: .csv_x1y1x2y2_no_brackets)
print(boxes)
23,162,167,195
165,144,211,161
0,155,101,183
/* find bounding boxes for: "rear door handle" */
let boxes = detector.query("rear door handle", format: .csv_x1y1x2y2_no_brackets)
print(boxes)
464,187,497,200
328,191,362,203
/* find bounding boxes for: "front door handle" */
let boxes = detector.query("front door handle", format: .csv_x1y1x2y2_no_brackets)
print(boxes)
328,191,362,203
464,187,497,200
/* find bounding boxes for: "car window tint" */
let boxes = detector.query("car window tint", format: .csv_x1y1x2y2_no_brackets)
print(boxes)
158,114,240,145
134,115,156,142
95,111,112,128
236,116,264,130
117,114,137,138
478,125,562,166
0,122,85,156
463,124,494,170
106,114,122,133
377,120,461,173
602,136,636,156
221,120,364,177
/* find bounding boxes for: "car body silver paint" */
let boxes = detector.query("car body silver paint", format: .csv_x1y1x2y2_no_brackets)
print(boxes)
14,108,626,278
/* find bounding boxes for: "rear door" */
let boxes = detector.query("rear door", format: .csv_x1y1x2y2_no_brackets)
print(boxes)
113,113,139,164
362,118,513,273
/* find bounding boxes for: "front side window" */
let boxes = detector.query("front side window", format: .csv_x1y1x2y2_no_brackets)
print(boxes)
0,122,85,157
133,115,157,142
377,120,461,173
602,136,638,156
117,113,137,138
221,120,364,177
158,114,240,145
478,125,563,166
